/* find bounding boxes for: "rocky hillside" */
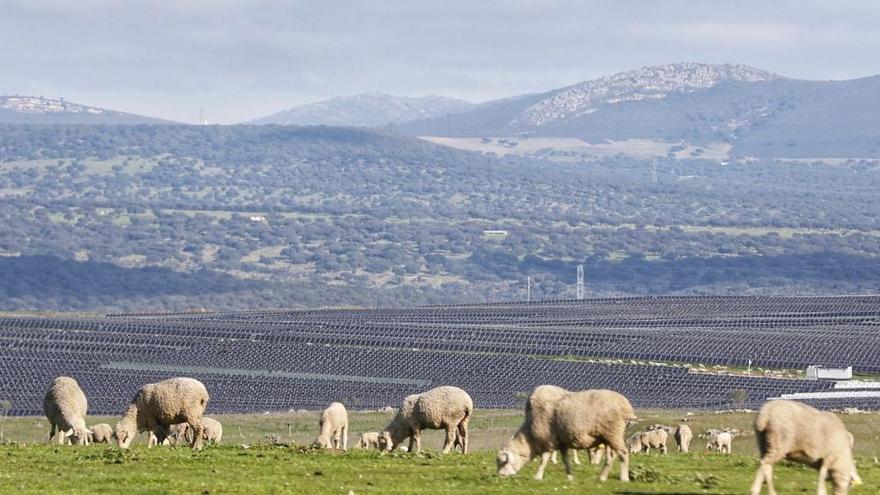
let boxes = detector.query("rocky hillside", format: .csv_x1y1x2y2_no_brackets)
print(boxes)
0,95,171,124
398,63,880,158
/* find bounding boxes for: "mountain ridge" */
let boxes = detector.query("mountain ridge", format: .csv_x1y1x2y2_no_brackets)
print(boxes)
248,93,475,127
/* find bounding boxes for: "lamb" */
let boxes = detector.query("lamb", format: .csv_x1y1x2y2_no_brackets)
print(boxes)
115,377,209,450
314,402,348,450
705,430,733,454
89,423,114,444
674,424,693,453
381,386,472,454
355,431,383,449
43,376,91,445
497,387,635,482
201,417,223,444
157,423,189,447
750,400,862,495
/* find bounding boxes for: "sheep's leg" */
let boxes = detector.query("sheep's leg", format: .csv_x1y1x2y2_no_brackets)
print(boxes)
816,462,829,495
341,426,348,451
441,425,457,454
534,451,552,480
410,429,420,453
188,420,204,451
661,442,668,455
550,450,558,464
48,422,56,443
572,449,581,465
750,459,778,495
456,417,469,454
562,448,575,481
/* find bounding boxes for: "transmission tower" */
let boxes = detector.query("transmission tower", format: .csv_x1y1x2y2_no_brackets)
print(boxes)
576,265,585,300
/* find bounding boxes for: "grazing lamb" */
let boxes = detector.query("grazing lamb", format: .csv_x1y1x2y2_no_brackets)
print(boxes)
89,423,114,444
355,431,382,449
201,417,223,444
674,424,693,453
750,400,862,495
43,376,91,445
706,430,733,454
497,387,635,482
115,377,209,450
381,386,472,454
314,402,348,450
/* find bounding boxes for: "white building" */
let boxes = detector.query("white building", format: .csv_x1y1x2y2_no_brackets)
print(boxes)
805,365,852,381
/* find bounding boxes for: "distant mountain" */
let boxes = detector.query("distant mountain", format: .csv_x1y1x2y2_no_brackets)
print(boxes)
398,63,880,158
0,95,172,124
249,93,475,127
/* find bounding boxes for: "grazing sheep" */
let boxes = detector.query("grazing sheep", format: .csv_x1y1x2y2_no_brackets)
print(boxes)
43,377,90,445
157,423,189,446
355,431,382,449
640,428,669,454
115,377,209,450
89,423,114,444
382,386,472,454
750,400,862,495
314,402,348,450
706,430,733,454
497,387,635,482
201,417,222,444
674,424,693,453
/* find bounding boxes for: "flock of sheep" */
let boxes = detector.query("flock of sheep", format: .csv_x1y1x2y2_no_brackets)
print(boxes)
43,376,864,495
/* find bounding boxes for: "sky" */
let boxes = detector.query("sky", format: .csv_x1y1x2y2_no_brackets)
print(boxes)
1,0,879,124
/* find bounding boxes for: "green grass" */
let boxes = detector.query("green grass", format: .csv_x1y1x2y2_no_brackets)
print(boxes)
1,410,878,494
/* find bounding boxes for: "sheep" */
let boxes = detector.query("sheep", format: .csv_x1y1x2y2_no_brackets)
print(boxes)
201,417,223,444
314,402,348,450
674,424,693,453
497,387,635,482
89,423,114,444
115,377,209,450
705,430,733,454
639,428,669,454
153,423,186,446
43,376,90,445
355,431,382,449
750,400,862,495
381,386,472,454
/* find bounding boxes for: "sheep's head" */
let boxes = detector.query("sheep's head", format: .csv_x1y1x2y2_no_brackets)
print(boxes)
377,431,393,452
496,448,526,476
65,427,91,446
115,420,137,449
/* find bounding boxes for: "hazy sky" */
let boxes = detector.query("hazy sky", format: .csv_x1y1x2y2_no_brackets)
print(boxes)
2,0,879,123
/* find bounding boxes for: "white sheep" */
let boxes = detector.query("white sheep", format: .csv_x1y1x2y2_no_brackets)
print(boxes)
201,417,222,444
750,400,862,495
314,402,348,450
43,376,91,445
115,377,209,450
705,430,733,454
674,424,693,453
355,431,383,449
497,387,635,482
381,386,472,454
89,423,114,444
637,428,669,454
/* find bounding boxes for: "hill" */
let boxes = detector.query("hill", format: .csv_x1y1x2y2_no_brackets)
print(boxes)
398,63,880,159
248,93,475,127
0,95,173,124
0,124,878,312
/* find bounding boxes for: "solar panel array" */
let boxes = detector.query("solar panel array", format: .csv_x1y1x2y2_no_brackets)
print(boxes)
2,295,878,415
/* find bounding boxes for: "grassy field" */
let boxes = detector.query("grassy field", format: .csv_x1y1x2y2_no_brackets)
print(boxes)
1,409,878,494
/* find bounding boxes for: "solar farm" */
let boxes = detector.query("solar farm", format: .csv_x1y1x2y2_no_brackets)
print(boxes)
3,294,879,416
